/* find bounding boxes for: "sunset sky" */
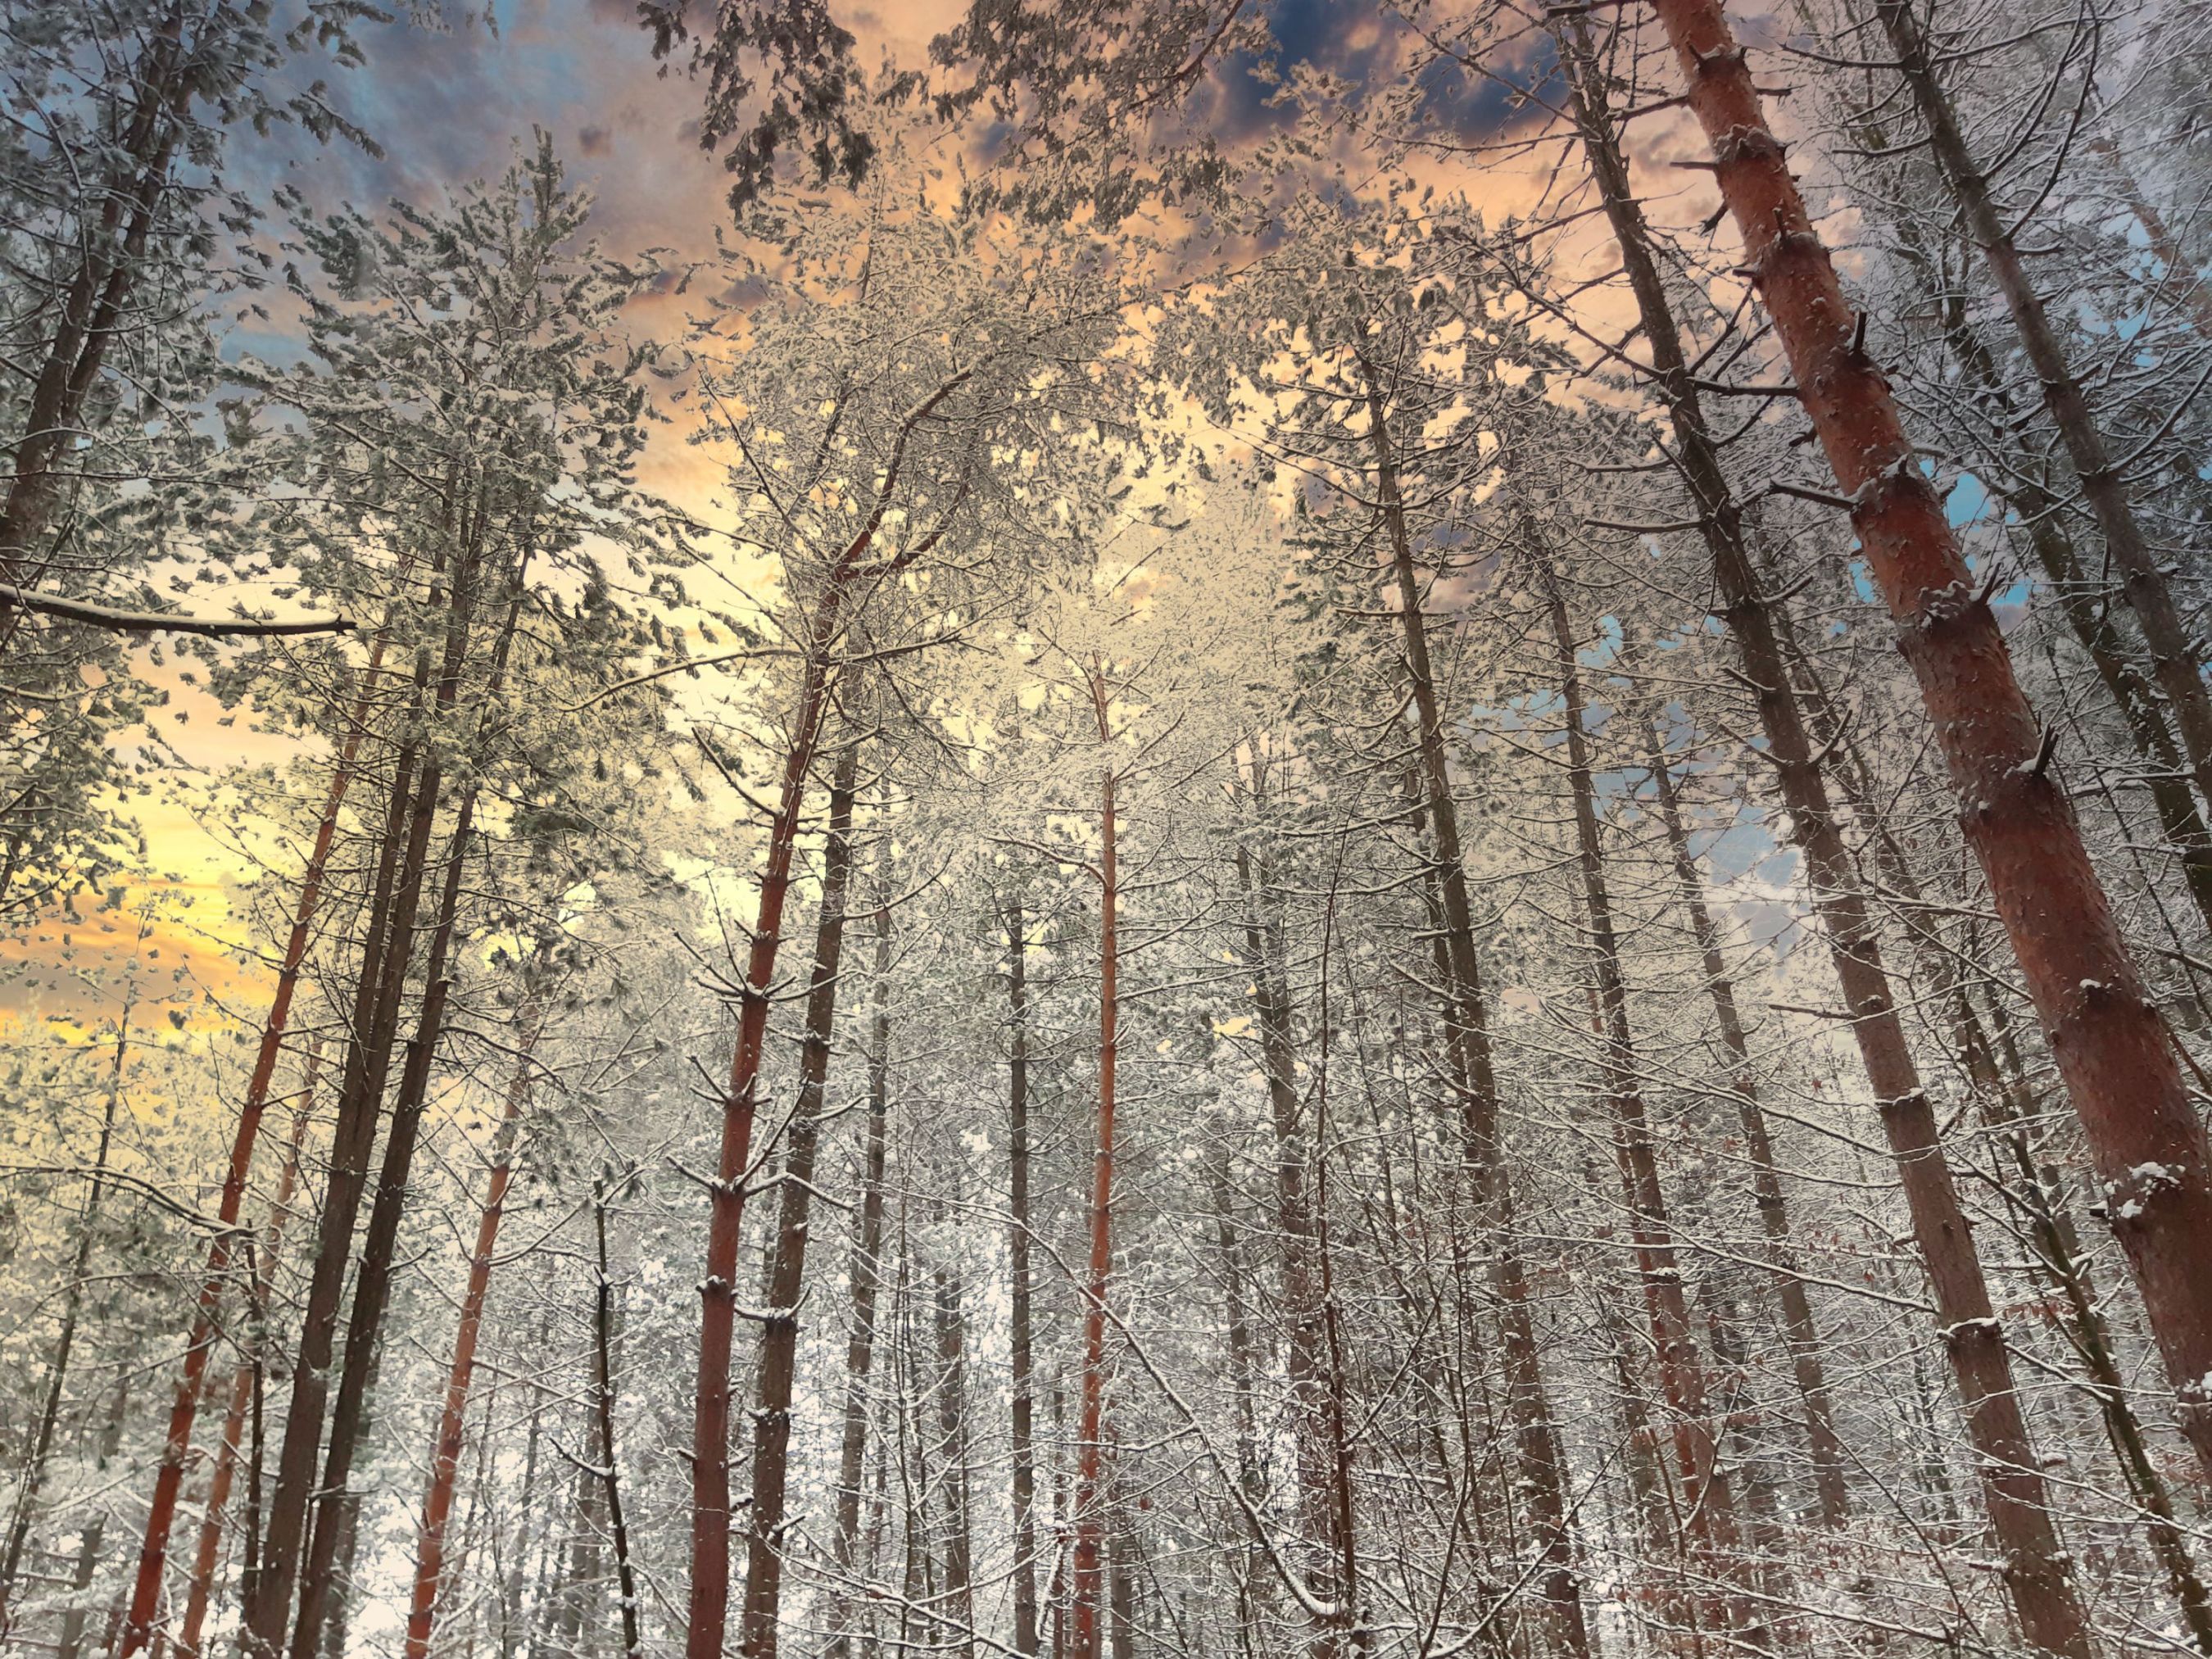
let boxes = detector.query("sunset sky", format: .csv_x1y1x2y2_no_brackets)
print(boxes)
0,0,1787,1031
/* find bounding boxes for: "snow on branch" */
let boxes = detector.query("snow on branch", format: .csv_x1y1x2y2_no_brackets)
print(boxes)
1,584,355,639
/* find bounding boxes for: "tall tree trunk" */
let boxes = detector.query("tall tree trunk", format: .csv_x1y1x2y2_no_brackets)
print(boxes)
1357,355,1591,1659
0,972,132,1628
290,541,532,1659
1874,0,2212,814
1543,577,1761,1650
827,880,895,1659
1231,839,1340,1643
1007,898,1042,1659
402,999,546,1659
121,634,395,1659
245,523,483,1657
177,1054,321,1659
1884,209,2212,931
932,1241,975,1658
241,735,415,1653
1641,716,1849,1528
740,746,863,1659
687,367,972,1659
288,780,485,1659
1558,18,2101,1652
1648,0,2212,1499
593,1185,644,1659
1071,660,1120,1659
687,584,841,1659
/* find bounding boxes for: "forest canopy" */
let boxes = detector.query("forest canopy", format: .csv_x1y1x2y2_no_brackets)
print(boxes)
6,2,2212,1658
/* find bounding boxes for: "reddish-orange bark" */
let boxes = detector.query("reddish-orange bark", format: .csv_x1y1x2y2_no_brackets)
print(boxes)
1874,0,2212,821
174,1056,320,1659
1548,22,2092,1652
687,368,972,1659
739,748,862,1659
118,638,389,1659
401,1001,542,1659
1071,659,1119,1659
1648,0,2212,1494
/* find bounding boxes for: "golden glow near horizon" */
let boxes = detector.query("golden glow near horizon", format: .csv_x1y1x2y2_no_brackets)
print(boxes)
0,0,1745,1049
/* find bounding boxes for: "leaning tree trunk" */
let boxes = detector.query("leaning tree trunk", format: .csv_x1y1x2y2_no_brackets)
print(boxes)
120,631,395,1659
740,746,863,1659
1810,57,2212,934
1906,244,2212,935
1358,353,1592,1659
1648,0,2212,1498
1874,0,2212,818
1554,18,2099,1652
175,1056,320,1659
245,522,483,1657
401,999,545,1659
1543,574,1762,1651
